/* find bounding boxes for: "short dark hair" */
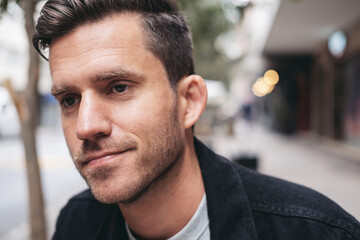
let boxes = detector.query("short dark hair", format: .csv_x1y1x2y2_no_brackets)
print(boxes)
33,0,195,88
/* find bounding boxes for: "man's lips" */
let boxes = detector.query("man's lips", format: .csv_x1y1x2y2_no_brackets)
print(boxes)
82,148,135,166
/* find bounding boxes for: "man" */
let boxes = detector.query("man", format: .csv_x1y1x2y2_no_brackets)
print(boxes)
33,0,360,239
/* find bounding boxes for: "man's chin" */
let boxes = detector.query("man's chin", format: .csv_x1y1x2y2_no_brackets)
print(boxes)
88,181,150,205
89,187,128,204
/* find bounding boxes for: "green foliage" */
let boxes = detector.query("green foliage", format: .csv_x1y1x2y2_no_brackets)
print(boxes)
178,0,236,83
0,0,22,14
0,0,11,13
0,0,41,15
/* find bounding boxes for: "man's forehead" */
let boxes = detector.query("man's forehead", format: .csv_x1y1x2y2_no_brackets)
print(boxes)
48,12,151,80
49,13,144,61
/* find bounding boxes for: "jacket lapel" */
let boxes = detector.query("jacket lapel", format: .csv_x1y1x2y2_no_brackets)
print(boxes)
195,138,259,240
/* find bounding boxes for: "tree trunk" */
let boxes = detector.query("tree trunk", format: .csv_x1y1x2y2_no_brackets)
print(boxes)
23,0,47,239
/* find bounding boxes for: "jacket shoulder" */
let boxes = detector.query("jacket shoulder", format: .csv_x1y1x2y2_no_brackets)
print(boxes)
52,189,126,240
236,165,360,239
195,137,360,239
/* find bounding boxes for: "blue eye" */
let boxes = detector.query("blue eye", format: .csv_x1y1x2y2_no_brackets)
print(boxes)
113,84,127,93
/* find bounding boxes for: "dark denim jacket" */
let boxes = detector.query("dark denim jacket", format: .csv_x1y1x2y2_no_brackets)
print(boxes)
53,138,360,240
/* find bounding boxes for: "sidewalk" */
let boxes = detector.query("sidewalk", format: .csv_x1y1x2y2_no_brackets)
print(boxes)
199,123,360,220
0,127,87,240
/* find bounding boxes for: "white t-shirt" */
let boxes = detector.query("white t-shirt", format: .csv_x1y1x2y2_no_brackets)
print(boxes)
125,194,210,240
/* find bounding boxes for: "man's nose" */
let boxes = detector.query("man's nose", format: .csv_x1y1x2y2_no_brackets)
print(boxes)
76,93,111,140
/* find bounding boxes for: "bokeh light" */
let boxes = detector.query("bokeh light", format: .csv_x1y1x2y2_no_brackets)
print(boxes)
263,70,279,85
252,70,279,97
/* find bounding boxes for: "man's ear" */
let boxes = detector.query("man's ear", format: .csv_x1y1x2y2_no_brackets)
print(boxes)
177,75,208,129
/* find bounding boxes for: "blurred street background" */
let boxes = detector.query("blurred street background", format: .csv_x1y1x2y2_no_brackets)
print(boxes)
1,0,360,239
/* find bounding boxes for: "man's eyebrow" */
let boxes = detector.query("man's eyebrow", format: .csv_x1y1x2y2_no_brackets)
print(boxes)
51,84,72,98
94,67,143,82
51,68,143,97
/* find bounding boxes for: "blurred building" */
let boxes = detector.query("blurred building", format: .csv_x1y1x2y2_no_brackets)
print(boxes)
0,12,28,91
0,4,58,133
239,0,360,147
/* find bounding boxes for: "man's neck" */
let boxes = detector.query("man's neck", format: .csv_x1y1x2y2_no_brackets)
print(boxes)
118,136,205,240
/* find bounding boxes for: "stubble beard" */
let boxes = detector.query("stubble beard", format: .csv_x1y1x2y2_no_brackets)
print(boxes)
68,103,185,204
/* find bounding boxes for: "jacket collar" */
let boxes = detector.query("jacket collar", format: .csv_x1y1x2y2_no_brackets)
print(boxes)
194,138,258,240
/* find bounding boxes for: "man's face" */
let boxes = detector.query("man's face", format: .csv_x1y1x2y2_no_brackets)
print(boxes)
49,13,185,204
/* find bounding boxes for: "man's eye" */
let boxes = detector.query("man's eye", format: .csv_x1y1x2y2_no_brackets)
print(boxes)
112,84,128,93
61,96,79,107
